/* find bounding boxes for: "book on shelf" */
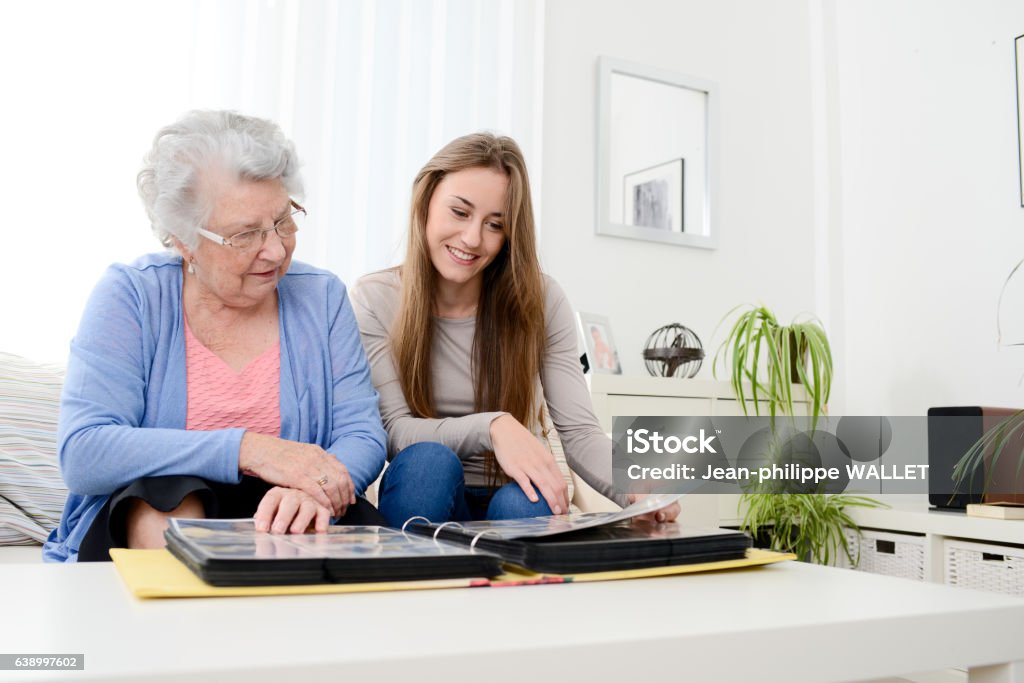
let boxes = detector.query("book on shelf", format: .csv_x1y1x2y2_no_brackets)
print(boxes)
163,493,751,586
966,502,1024,520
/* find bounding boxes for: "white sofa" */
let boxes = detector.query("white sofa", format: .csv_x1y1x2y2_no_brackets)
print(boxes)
0,353,65,563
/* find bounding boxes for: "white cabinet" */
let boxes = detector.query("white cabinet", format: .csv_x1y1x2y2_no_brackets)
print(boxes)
586,374,809,432
582,376,1024,597
583,374,809,525
845,501,1024,595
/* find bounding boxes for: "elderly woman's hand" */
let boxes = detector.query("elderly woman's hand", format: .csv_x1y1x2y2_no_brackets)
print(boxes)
239,432,356,518
254,486,333,534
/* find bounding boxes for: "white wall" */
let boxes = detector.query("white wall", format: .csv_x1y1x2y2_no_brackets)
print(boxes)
543,0,1024,418
541,0,822,379
833,0,1024,414
1,2,197,363
12,0,1020,418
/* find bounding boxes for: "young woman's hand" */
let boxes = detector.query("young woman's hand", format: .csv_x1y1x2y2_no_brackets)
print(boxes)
253,486,333,534
627,494,681,523
238,432,356,517
489,415,570,515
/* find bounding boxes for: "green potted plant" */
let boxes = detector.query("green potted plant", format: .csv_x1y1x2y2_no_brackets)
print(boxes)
741,490,885,564
713,304,832,427
713,304,883,565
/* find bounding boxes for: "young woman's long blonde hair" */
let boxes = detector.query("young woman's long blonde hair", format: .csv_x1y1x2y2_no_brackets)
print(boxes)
392,133,545,476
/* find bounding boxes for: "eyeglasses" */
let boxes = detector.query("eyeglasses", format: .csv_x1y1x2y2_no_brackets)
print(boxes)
196,200,306,251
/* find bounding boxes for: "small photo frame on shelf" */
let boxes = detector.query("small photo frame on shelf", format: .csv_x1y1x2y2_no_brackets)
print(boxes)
577,312,622,375
623,158,684,232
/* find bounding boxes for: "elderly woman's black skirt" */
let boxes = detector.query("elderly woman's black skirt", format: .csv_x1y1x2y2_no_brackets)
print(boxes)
77,475,386,562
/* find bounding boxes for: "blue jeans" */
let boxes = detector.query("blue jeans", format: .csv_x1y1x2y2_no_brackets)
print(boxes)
377,442,553,527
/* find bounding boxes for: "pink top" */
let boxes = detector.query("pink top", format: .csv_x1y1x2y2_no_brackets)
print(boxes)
184,315,282,436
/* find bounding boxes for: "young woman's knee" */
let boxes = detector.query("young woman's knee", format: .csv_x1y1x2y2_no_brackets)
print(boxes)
378,443,465,526
388,442,462,483
486,483,553,520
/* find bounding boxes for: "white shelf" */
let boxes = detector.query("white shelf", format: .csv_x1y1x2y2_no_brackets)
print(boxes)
583,374,1024,597
848,500,1024,547
845,498,1024,588
586,373,809,402
588,374,746,399
586,374,809,431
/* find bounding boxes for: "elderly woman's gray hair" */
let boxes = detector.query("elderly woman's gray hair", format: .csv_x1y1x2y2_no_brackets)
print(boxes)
137,110,304,251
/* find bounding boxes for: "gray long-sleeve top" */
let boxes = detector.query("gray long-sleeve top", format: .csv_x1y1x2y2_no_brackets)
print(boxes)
350,269,625,505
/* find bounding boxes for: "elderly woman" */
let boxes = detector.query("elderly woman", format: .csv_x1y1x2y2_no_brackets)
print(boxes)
43,110,388,562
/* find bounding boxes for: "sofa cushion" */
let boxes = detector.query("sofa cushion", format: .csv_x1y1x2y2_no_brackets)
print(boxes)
0,353,67,545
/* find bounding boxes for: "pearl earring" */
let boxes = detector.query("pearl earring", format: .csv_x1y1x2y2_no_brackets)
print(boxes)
187,259,195,275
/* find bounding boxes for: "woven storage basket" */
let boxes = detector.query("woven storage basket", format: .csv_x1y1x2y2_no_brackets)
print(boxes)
944,538,1024,596
842,528,925,581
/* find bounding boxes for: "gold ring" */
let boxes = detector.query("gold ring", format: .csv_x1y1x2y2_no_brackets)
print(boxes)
316,475,328,487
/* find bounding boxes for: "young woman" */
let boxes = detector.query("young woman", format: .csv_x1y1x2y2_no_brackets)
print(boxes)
351,133,680,526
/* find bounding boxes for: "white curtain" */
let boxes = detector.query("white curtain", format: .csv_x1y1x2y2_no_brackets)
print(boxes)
0,0,544,362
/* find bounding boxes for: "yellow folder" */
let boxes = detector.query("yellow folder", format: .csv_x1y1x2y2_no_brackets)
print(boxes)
110,547,795,599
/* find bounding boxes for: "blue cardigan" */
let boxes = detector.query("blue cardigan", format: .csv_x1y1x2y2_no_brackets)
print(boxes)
43,253,387,562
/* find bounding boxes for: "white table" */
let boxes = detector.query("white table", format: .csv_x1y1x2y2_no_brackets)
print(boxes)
1,560,1023,683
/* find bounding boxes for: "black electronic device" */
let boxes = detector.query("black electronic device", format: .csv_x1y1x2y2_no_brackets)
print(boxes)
927,406,1021,510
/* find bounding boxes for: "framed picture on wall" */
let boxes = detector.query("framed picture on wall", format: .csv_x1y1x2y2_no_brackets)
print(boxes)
1017,32,1024,207
577,312,622,375
623,158,684,232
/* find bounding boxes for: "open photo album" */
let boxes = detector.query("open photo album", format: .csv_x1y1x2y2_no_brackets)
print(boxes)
163,494,752,586
164,520,504,586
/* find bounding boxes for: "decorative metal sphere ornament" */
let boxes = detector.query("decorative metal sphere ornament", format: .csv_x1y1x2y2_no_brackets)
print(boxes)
643,324,705,378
